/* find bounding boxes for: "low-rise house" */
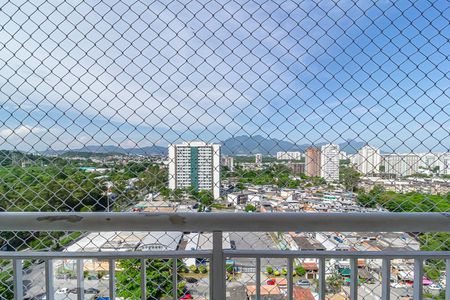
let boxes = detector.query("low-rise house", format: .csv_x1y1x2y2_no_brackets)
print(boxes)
246,284,283,300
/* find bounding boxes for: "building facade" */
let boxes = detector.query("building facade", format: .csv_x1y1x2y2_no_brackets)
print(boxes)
221,156,234,172
287,162,305,175
277,151,302,160
305,147,321,177
383,152,450,177
352,145,381,175
320,144,340,182
382,153,420,177
168,142,221,199
255,153,262,167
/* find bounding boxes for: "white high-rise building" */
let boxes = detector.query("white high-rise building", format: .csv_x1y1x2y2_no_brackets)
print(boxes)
276,151,302,160
383,153,420,177
353,145,381,175
255,153,262,166
321,144,340,182
168,142,221,199
221,156,234,172
383,152,450,177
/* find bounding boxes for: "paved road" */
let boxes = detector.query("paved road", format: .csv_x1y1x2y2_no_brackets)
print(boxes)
23,260,109,299
228,232,286,268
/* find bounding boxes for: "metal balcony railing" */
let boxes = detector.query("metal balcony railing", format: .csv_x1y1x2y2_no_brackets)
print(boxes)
0,212,449,300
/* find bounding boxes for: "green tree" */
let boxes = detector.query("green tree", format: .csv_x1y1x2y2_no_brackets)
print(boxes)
295,265,306,277
339,166,361,191
116,259,183,299
326,272,343,293
198,190,214,207
244,204,257,212
0,271,14,299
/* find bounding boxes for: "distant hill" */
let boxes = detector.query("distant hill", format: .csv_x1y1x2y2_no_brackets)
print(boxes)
41,136,365,157
0,150,45,166
43,145,167,156
221,135,365,155
220,135,302,155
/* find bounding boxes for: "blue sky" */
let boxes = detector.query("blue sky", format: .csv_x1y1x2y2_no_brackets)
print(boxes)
0,0,449,153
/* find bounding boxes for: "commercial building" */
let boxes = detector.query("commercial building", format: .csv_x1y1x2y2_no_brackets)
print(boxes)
255,153,262,167
287,162,305,175
305,147,321,177
383,152,450,177
168,142,221,199
321,144,340,182
382,153,421,177
221,156,234,172
277,151,302,160
352,145,381,175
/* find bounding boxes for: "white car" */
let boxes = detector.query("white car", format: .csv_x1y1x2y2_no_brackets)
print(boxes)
56,288,69,294
390,280,406,289
427,283,442,291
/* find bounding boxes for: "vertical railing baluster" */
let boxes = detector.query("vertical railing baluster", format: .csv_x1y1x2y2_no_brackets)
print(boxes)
446,259,450,300
211,231,225,300
45,259,54,300
287,257,293,300
172,259,178,300
13,259,23,300
76,259,84,300
140,258,146,300
381,258,390,300
319,257,326,300
413,258,423,300
109,259,116,300
256,257,261,300
350,258,358,300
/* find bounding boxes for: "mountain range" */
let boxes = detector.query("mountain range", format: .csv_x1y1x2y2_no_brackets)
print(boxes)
220,135,365,155
42,135,365,156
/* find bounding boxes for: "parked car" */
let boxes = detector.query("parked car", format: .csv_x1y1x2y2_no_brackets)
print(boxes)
85,288,100,294
102,274,110,280
296,279,310,287
230,240,236,250
185,277,198,283
427,283,442,291
180,293,193,299
266,278,276,285
400,293,412,300
56,288,69,294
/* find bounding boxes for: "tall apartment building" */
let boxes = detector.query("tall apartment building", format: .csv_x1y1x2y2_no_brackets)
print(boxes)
305,147,321,177
276,151,302,160
383,153,420,177
352,145,381,175
255,153,262,167
221,156,234,172
382,152,450,177
419,153,450,175
168,142,221,199
320,144,340,182
287,162,305,175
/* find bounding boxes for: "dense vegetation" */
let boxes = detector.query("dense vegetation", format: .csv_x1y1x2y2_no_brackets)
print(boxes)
357,186,450,255
357,185,450,213
116,259,186,299
0,166,107,212
232,164,303,188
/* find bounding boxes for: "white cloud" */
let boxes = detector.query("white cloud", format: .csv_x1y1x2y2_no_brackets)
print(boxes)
0,125,45,139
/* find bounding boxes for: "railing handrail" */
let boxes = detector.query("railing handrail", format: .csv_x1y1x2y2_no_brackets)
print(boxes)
0,250,213,259
0,212,448,232
0,250,448,259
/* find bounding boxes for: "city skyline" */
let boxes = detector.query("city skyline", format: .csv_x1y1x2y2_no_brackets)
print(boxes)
0,0,448,153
